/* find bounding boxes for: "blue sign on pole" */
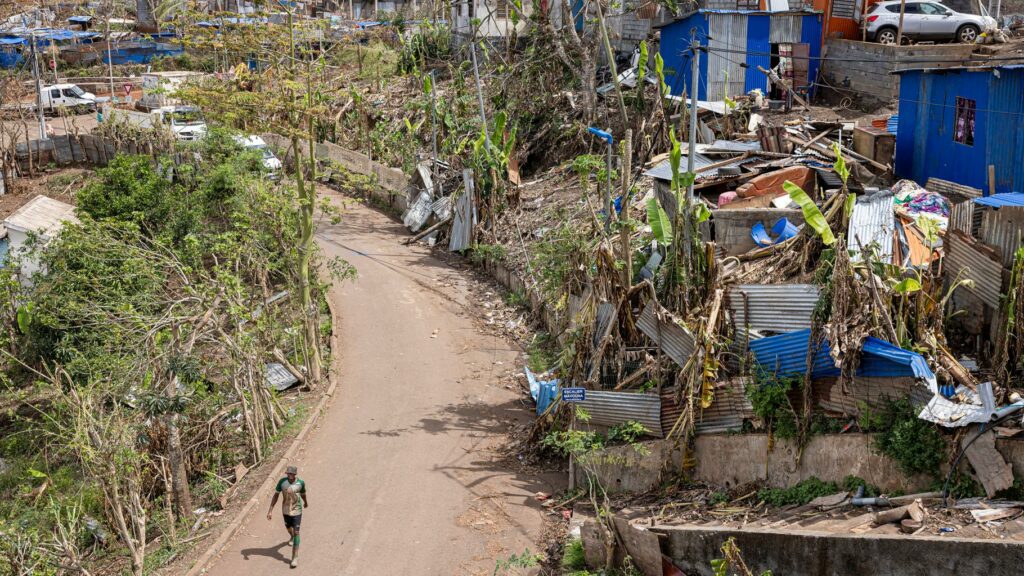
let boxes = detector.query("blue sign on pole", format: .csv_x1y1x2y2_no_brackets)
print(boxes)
562,387,586,403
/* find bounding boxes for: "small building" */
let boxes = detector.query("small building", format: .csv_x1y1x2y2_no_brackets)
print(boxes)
658,9,823,101
894,65,1024,196
2,195,78,282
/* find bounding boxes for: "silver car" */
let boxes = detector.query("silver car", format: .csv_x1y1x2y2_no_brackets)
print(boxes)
864,1,997,44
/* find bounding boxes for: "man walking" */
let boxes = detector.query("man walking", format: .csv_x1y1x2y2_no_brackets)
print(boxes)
267,465,307,568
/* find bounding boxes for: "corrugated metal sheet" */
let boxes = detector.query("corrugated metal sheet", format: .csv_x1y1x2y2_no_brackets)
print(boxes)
636,301,696,368
587,302,619,380
658,12,710,99
707,13,747,101
645,154,757,182
895,68,1024,195
745,15,772,95
769,13,802,43
727,284,820,333
975,192,1024,208
848,191,895,264
980,207,1024,268
449,170,475,252
926,177,982,201
749,330,935,380
815,376,931,416
986,66,1024,196
945,229,1004,308
942,199,974,235
800,15,823,97
830,0,856,19
578,391,663,438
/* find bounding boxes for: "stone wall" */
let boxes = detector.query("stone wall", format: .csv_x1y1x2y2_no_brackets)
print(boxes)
819,40,977,109
584,433,1024,494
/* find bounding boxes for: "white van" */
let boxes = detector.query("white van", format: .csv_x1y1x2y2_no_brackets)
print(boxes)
40,84,97,113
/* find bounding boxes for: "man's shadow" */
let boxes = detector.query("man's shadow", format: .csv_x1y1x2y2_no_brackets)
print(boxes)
240,540,291,564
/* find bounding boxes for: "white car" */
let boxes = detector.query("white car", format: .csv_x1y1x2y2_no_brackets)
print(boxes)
864,1,997,44
234,135,282,177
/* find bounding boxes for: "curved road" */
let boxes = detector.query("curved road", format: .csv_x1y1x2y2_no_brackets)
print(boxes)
203,191,557,575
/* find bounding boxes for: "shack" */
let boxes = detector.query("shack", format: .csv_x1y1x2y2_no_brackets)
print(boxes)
658,9,823,101
2,195,78,283
895,65,1024,195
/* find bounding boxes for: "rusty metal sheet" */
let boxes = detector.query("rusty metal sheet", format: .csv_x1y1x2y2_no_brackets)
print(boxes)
661,378,753,435
578,390,663,438
727,284,820,333
636,301,696,368
945,229,1004,309
949,201,979,237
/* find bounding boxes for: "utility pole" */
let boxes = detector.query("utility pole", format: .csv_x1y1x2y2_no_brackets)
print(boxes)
896,0,907,45
30,36,47,140
683,29,700,263
687,30,699,206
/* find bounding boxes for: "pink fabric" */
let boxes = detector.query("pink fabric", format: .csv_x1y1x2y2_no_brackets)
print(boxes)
718,191,738,208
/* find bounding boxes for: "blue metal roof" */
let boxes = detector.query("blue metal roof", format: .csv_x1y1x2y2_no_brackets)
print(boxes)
749,330,935,381
0,36,27,45
974,192,1024,207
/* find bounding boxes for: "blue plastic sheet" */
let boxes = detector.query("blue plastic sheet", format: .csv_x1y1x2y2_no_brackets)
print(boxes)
525,366,560,416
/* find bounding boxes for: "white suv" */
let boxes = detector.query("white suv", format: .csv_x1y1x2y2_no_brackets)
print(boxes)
864,1,997,44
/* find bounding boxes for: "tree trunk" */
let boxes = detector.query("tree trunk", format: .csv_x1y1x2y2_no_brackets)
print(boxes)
293,133,322,388
165,413,192,519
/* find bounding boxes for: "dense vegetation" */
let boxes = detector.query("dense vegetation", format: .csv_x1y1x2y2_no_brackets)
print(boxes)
0,130,338,575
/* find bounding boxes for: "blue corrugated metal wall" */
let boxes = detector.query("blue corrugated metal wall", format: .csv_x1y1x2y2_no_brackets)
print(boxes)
896,67,1024,195
660,13,709,99
745,15,771,95
800,14,822,97
985,68,1024,194
662,11,822,100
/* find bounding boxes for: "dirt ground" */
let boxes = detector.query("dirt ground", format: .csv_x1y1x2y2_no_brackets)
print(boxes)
0,167,88,220
194,191,562,575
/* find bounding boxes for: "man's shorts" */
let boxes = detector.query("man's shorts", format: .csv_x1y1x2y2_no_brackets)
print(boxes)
283,514,302,529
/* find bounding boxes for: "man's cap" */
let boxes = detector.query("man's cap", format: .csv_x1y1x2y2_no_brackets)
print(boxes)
286,466,298,474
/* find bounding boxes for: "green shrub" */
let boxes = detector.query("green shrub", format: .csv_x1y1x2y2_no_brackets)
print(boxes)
757,477,838,507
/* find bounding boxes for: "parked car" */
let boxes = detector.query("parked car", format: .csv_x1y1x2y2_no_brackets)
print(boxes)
863,1,997,44
233,134,282,178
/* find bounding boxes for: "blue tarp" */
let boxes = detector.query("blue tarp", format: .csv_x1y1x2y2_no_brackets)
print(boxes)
68,15,93,24
748,329,935,381
525,366,560,416
0,36,27,45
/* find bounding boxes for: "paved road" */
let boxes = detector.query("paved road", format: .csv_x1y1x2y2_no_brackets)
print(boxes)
203,192,557,575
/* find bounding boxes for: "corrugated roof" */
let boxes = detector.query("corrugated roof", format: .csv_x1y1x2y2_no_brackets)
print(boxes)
748,329,935,381
3,195,77,237
727,284,820,333
848,190,895,264
974,192,1024,208
577,391,663,438
645,154,756,182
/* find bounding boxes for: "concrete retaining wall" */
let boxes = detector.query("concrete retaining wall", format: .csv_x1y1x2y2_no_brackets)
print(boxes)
655,524,1024,576
583,433,1024,494
261,134,411,213
819,40,976,108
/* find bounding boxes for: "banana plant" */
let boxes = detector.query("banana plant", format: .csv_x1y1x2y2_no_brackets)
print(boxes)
784,180,835,246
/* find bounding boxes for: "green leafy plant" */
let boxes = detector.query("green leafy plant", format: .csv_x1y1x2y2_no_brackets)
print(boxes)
757,477,839,507
647,197,674,245
607,420,649,444
784,180,835,245
562,538,587,569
